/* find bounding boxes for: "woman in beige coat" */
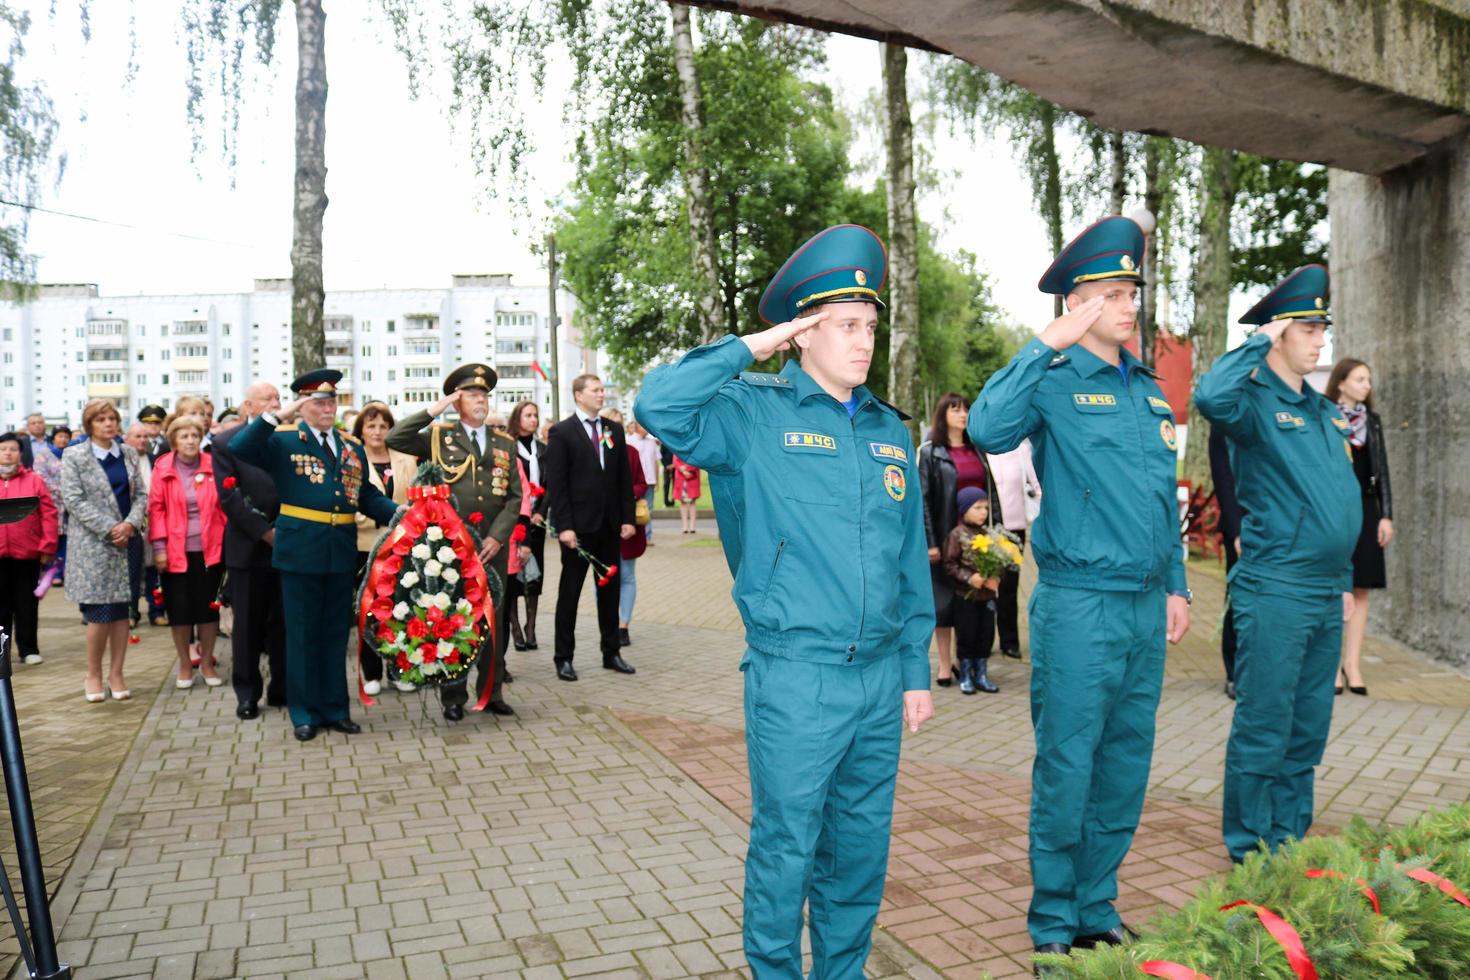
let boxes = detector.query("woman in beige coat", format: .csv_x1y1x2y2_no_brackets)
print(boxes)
352,404,414,694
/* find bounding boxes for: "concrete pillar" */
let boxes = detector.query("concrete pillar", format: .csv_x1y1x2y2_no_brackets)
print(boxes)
1330,133,1470,668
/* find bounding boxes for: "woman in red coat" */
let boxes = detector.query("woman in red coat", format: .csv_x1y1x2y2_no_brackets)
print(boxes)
148,417,227,689
673,455,701,534
0,433,59,665
604,409,648,648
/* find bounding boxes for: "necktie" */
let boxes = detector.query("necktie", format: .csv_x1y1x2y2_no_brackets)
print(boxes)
321,431,333,454
586,417,603,468
471,429,483,457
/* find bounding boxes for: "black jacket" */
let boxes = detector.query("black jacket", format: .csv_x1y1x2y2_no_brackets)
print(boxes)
918,440,1003,552
212,422,281,569
1208,425,1242,547
1359,408,1393,520
542,414,635,536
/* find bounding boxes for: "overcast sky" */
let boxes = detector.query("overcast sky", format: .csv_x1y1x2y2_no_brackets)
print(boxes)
11,2,1224,341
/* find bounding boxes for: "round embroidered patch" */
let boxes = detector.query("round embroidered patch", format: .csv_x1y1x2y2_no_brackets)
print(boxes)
883,464,906,501
1160,419,1178,451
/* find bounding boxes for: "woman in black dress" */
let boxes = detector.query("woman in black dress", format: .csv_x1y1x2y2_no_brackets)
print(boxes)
506,401,548,650
1326,358,1393,696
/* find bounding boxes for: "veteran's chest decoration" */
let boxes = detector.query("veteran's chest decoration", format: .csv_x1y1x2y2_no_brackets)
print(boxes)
339,445,364,504
489,445,513,497
290,452,329,485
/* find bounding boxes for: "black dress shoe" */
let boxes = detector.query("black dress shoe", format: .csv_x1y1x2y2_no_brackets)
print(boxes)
443,704,464,722
267,695,287,708
502,668,514,684
1001,647,1022,660
603,656,636,674
618,627,631,647
556,662,578,682
487,699,516,716
324,719,361,735
1072,925,1136,949
1350,685,1369,696
236,702,259,720
1225,680,1237,700
1033,943,1070,976
935,674,953,688
293,724,318,742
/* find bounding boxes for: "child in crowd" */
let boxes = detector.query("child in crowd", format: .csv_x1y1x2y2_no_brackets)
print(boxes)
942,486,1001,695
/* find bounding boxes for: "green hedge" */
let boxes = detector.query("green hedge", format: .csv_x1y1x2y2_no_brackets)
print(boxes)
1039,804,1470,978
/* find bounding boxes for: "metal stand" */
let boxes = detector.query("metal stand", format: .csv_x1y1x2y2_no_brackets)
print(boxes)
0,626,71,979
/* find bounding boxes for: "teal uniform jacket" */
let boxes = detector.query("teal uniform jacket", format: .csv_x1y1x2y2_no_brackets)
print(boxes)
1195,333,1361,861
638,334,934,689
638,333,932,978
968,336,1187,594
229,417,399,571
968,334,1185,946
1194,332,1359,592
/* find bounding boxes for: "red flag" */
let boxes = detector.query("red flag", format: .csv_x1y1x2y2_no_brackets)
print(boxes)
531,359,550,382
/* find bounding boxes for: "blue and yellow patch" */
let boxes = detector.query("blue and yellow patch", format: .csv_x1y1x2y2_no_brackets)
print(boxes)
882,464,906,501
1274,412,1306,429
1160,419,1178,451
783,431,837,453
1147,396,1172,413
1331,416,1350,431
1073,393,1118,407
868,442,908,464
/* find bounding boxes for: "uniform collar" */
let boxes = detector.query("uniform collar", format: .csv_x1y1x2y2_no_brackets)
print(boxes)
1065,342,1154,379
1250,361,1310,404
778,358,876,413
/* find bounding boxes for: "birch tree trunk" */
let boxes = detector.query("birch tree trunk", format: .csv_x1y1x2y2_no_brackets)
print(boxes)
1109,129,1127,214
291,0,328,376
882,42,921,438
1184,145,1237,487
1140,138,1163,368
669,3,726,342
1038,102,1064,318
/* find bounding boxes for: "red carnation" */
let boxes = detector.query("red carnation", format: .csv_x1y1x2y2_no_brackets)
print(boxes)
447,613,466,631
510,524,527,544
433,620,458,640
422,647,438,663
469,511,484,525
465,580,485,604
152,588,163,603
397,654,411,671
596,575,609,587
128,634,140,645
528,483,546,498
405,618,430,639
222,476,238,490
425,606,443,625
381,554,403,577
370,596,394,622
392,535,415,557
376,624,397,643
446,651,460,665
605,564,618,579
209,600,222,610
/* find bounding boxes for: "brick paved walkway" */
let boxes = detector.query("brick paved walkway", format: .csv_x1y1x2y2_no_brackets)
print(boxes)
11,516,1470,978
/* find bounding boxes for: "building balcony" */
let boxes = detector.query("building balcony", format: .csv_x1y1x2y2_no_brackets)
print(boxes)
86,383,130,399
403,316,440,335
173,357,210,372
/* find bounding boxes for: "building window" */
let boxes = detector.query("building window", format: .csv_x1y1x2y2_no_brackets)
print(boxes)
404,366,438,379
175,344,209,358
161,324,169,336
2,328,9,340
173,320,208,337
1,353,9,363
223,349,232,360
86,319,127,336
161,350,170,361
222,323,231,336
324,341,352,357
136,374,146,385
362,370,372,382
387,369,396,381
495,312,535,329
386,320,395,333
161,374,169,385
405,339,439,355
136,352,144,361
75,352,83,363
496,339,536,354
361,345,371,357
387,345,397,357
177,370,208,384
223,372,232,383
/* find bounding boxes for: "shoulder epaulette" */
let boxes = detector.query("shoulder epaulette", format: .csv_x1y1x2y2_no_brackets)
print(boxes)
872,395,913,423
276,423,298,433
737,371,792,388
1048,354,1070,368
493,427,511,438
341,432,361,444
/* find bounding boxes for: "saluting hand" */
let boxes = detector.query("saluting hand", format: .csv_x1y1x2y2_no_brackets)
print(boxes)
739,310,830,361
429,389,464,418
1038,295,1106,351
1258,320,1290,345
275,396,309,422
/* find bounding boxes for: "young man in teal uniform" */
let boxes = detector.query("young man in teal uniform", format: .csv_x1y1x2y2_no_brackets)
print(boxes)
968,215,1192,972
638,224,935,979
230,369,400,741
1195,264,1360,863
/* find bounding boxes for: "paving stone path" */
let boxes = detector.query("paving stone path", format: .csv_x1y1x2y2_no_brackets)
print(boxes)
5,517,1467,978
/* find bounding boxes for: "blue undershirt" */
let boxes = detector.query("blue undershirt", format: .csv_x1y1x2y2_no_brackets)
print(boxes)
841,393,861,418
1117,362,1130,387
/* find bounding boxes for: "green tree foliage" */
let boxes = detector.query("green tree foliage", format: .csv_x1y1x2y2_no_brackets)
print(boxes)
0,3,61,291
1233,155,1329,289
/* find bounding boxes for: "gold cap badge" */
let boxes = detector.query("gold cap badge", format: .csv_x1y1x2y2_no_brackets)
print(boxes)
854,269,868,286
1120,255,1135,271
1315,296,1324,308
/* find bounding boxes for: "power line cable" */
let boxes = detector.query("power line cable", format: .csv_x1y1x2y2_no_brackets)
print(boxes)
0,196,265,249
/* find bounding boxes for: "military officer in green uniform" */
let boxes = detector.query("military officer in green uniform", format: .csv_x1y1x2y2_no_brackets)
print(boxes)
968,215,1192,971
638,224,935,980
387,363,523,721
230,369,400,741
1195,264,1360,863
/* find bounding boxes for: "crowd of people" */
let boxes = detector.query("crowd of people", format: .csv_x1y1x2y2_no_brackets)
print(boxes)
0,374,704,726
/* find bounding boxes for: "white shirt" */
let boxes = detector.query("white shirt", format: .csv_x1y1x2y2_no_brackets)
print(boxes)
461,423,488,456
626,432,659,484
575,408,604,468
89,440,122,461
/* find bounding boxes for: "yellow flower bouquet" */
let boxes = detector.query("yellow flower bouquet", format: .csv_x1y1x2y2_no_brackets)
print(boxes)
965,525,1024,598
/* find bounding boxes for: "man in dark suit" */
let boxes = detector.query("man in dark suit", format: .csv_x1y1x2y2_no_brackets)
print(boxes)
1208,423,1243,699
214,382,288,719
542,374,637,680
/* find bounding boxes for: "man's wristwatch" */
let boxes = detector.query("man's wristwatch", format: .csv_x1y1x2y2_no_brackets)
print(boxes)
1169,589,1193,606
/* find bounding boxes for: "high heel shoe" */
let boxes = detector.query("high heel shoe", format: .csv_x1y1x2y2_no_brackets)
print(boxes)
84,684,106,703
936,672,953,688
110,687,131,701
176,676,195,690
1335,670,1344,696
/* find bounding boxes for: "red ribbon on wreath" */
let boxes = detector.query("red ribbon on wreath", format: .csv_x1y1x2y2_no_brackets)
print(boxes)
1219,901,1317,980
1304,869,1381,914
1401,866,1470,908
356,483,497,707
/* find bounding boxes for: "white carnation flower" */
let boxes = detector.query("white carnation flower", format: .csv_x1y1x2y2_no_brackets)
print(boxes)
392,601,410,620
426,525,444,541
408,647,424,664
400,571,420,588
394,631,406,646
436,545,457,564
432,593,451,610
456,599,472,615
411,543,432,560
442,568,460,585
437,639,457,659
423,560,442,577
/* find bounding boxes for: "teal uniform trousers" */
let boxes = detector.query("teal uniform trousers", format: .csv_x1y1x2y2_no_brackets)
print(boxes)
1196,333,1359,861
970,337,1186,946
639,335,933,979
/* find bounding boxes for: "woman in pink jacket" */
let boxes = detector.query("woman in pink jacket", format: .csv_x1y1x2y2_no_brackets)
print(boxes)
673,455,701,534
148,417,226,689
0,433,59,665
